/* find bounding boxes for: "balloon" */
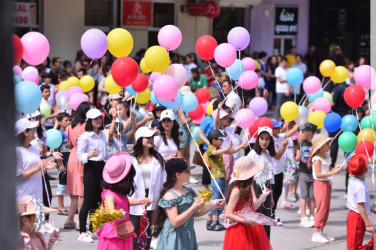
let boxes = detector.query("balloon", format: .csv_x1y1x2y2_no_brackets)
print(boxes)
14,75,22,84
80,75,95,92
131,73,149,93
331,66,348,83
357,128,376,143
58,81,71,91
312,97,331,114
193,114,205,125
238,70,258,90
338,132,357,153
107,28,133,58
319,60,336,77
354,65,376,90
249,97,268,117
241,57,256,71
303,76,321,94
104,75,121,94
202,101,209,111
323,91,333,103
191,126,201,141
126,85,137,96
69,93,89,111
13,65,22,77
40,102,51,120
46,129,63,149
140,58,151,73
188,105,205,120
56,90,68,101
235,109,255,128
355,140,374,158
280,101,299,121
286,68,304,87
15,81,42,114
144,46,170,73
181,94,198,112
23,72,39,84
341,114,359,132
150,91,158,104
195,35,218,61
111,57,139,87
22,66,38,79
157,97,180,110
323,112,342,132
150,72,162,83
206,101,214,115
214,43,236,68
67,86,84,100
227,27,250,51
165,64,188,88
360,116,373,130
257,117,273,129
307,88,324,103
135,88,151,104
225,59,245,80
80,29,108,59
158,25,182,51
308,110,326,129
56,93,69,109
21,32,50,66
13,34,23,65
294,106,309,126
153,75,178,101
195,88,210,104
67,76,80,87
344,85,365,108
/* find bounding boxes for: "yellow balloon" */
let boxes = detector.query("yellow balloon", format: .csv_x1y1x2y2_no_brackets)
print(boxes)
280,101,299,121
107,28,134,58
308,110,326,129
80,75,95,92
104,75,122,94
196,140,204,145
255,59,260,70
59,80,72,91
140,58,151,73
135,88,151,104
319,60,336,77
144,46,170,73
206,101,214,115
357,128,376,143
68,76,80,87
330,66,348,83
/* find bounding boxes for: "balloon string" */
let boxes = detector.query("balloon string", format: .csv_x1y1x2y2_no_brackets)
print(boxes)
332,130,342,140
341,151,355,167
298,78,332,106
207,61,225,99
222,84,240,103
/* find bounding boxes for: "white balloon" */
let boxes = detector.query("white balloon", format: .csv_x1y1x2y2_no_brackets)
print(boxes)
164,64,188,88
295,106,309,126
56,94,68,109
22,66,38,79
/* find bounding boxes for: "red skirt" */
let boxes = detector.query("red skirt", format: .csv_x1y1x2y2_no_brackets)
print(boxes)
223,223,272,250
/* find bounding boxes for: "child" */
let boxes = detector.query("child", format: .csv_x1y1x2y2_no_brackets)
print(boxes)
223,156,272,250
206,129,247,231
108,109,136,154
255,69,265,98
40,84,58,130
310,134,342,243
347,154,376,249
152,158,225,250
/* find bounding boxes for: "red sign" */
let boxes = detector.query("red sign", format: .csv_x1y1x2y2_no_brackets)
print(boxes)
13,2,38,27
188,1,220,19
122,0,152,27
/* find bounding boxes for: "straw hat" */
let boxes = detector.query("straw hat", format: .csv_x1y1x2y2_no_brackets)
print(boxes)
18,196,58,216
311,134,333,156
348,154,368,176
229,156,263,184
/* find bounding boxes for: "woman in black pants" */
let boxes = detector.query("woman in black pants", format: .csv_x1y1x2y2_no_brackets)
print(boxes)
77,108,107,243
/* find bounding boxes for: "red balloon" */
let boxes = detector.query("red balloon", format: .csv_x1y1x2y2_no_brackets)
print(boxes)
355,140,374,157
248,117,273,138
195,88,210,104
131,73,149,92
195,35,218,61
248,120,259,138
13,34,24,65
344,85,365,108
111,57,139,87
188,104,204,120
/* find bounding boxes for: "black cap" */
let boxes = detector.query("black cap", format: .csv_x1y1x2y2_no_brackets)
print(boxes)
165,158,195,175
300,122,317,132
207,129,227,143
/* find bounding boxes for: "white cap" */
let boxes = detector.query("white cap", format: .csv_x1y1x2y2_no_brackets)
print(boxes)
15,118,39,135
160,109,175,121
180,86,193,95
107,93,122,100
135,126,160,142
25,110,45,119
258,126,273,137
86,109,103,121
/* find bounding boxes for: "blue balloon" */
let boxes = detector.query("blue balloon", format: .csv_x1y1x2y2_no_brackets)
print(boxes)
191,126,201,141
46,129,63,149
15,81,42,114
286,67,304,87
341,115,358,132
307,88,324,103
158,97,179,110
126,85,137,95
324,112,342,132
150,91,158,104
14,75,22,84
225,59,244,80
181,94,198,112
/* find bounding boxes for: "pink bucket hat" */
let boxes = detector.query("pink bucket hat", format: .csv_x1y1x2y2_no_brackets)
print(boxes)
103,152,132,184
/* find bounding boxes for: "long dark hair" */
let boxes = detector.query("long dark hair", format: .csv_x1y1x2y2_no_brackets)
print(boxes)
35,123,45,140
131,137,165,168
157,120,180,148
191,68,201,81
253,131,276,157
71,102,91,128
85,118,104,131
225,177,254,204
101,165,136,196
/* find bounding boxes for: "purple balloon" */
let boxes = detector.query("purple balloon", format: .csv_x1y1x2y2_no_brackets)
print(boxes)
150,72,162,82
249,97,268,117
81,29,108,59
55,90,67,101
227,27,250,51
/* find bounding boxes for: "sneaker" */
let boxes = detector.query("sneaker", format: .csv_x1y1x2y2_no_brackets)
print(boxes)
281,203,295,209
294,193,300,201
287,193,297,202
87,231,98,240
311,233,329,243
309,216,315,225
212,221,226,231
274,217,283,226
78,232,94,243
322,233,335,242
189,176,199,184
39,223,60,234
300,217,314,228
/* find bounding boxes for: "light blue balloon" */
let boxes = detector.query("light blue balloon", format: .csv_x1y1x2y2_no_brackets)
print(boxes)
158,97,179,110
46,129,63,149
286,67,304,87
15,81,42,114
126,85,137,96
307,88,323,103
181,94,198,112
225,59,244,80
191,126,200,141
341,115,358,132
150,91,158,104
14,75,22,84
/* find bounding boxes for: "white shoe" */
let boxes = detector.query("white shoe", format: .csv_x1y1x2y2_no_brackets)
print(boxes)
300,217,314,228
87,231,98,240
322,233,335,242
39,223,60,234
311,233,329,243
189,176,199,184
309,216,315,225
78,232,94,243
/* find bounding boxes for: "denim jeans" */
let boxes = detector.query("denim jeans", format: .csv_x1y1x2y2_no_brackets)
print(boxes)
209,178,225,215
275,93,291,121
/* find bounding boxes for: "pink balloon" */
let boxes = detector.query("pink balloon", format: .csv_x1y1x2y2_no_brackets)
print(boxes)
214,43,236,68
313,97,331,114
22,66,38,79
153,75,178,101
23,72,39,84
158,25,182,51
249,97,268,117
354,65,376,90
165,64,188,88
238,71,258,90
241,57,256,71
150,72,162,82
21,32,50,66
193,114,205,125
13,65,22,77
69,93,89,111
67,86,84,100
303,76,321,94
235,109,255,128
202,101,210,111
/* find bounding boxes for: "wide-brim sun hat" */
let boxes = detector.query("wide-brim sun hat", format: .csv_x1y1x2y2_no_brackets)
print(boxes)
103,152,132,184
18,196,58,216
229,156,263,184
311,134,333,156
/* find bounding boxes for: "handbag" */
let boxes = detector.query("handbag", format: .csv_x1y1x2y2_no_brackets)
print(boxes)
113,221,135,239
59,170,67,185
192,151,204,166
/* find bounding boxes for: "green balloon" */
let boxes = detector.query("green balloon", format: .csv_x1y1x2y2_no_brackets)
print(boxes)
338,131,357,152
360,116,372,130
371,112,376,130
323,91,333,103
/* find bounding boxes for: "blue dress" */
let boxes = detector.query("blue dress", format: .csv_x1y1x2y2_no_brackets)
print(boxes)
156,187,198,250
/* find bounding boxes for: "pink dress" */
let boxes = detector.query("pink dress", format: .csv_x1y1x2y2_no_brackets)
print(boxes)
20,231,46,250
97,189,136,250
66,123,85,196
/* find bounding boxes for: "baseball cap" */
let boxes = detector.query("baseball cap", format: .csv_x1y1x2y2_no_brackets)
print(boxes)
25,110,45,119
165,158,195,175
180,86,193,96
348,154,368,176
271,119,284,128
258,126,273,137
149,119,160,129
107,93,122,100
135,126,160,142
207,129,227,142
160,109,175,121
86,109,103,120
300,122,317,132
15,118,39,135
211,108,229,120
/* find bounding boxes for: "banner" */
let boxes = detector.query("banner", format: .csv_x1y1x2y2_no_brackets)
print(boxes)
274,7,298,36
13,2,38,27
122,0,152,27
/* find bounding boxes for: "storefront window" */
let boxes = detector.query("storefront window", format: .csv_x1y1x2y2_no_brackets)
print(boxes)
213,7,245,43
153,2,175,28
85,0,110,26
13,0,39,36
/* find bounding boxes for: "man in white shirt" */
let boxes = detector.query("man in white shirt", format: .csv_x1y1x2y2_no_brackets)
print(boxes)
275,57,291,121
291,54,307,97
222,79,241,119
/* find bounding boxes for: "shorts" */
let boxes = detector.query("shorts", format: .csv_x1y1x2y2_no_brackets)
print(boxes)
209,178,225,215
299,172,314,199
57,169,67,196
179,127,192,149
223,154,234,181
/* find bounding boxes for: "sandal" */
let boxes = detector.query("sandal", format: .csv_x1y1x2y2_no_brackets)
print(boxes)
58,209,69,216
281,203,295,210
64,220,76,229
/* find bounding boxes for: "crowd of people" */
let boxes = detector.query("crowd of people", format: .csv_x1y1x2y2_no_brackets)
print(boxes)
15,45,375,250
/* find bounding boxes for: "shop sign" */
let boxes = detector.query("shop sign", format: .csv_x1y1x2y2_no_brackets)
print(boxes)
274,7,298,36
188,1,220,19
13,2,38,27
122,0,152,27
